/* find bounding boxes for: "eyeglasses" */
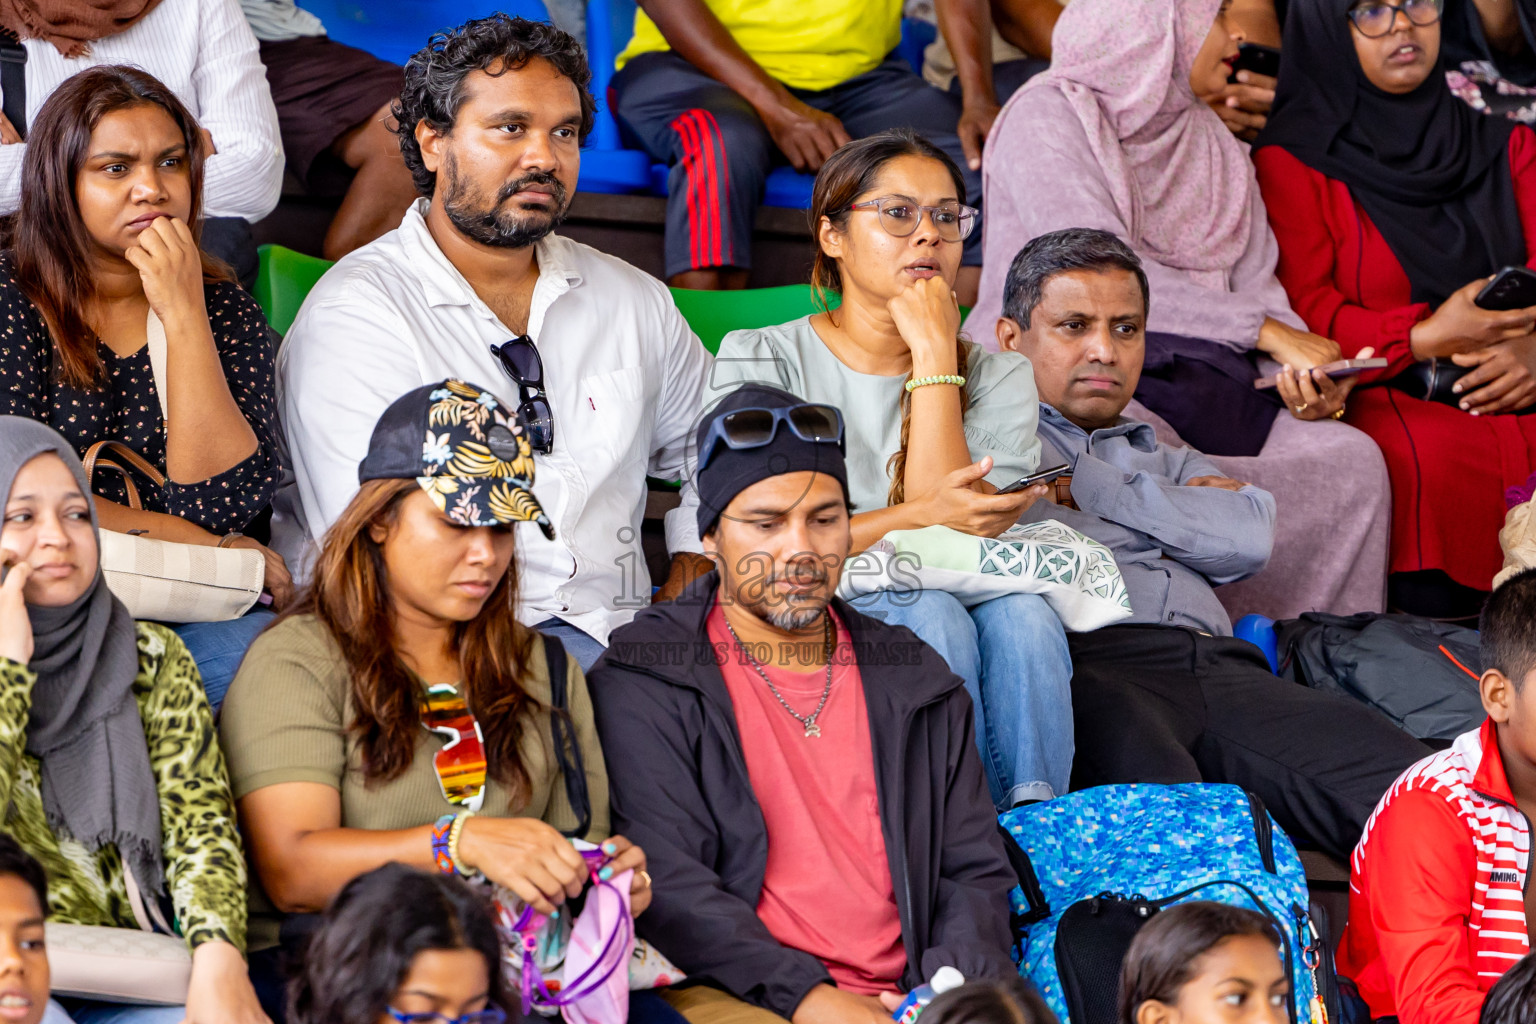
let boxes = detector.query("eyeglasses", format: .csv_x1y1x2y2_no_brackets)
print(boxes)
489,336,553,454
420,682,487,812
387,1008,507,1024
697,403,845,473
844,197,979,243
1347,0,1440,37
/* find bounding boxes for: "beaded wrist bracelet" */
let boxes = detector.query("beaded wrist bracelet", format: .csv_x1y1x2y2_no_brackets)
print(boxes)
448,809,478,877
430,813,457,875
905,374,966,393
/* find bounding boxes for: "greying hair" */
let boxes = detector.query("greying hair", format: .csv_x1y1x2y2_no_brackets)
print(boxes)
391,13,596,197
1001,228,1150,328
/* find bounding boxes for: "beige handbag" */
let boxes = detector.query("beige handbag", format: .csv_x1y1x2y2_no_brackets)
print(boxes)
45,866,191,1005
83,309,266,622
84,440,264,623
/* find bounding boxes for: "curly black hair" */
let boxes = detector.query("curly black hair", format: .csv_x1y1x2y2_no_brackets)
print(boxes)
287,863,510,1024
391,13,596,197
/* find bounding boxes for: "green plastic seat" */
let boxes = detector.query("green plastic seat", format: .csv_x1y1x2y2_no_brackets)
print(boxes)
254,244,334,335
668,284,838,355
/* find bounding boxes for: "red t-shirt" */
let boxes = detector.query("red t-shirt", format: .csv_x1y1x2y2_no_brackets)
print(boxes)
706,601,907,995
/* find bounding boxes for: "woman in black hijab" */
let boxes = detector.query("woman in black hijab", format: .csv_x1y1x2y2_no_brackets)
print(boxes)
1253,0,1536,616
0,417,266,1024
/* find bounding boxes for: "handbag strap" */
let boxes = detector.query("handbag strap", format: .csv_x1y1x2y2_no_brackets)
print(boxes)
542,633,592,839
0,29,25,141
82,440,167,495
145,309,168,421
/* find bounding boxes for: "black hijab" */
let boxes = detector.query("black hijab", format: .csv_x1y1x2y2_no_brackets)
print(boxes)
1254,0,1524,305
1441,0,1536,87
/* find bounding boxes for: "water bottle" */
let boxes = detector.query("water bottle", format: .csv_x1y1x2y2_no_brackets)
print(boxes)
891,966,965,1023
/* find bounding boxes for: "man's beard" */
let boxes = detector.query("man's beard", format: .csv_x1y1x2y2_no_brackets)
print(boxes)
736,563,833,631
440,154,570,249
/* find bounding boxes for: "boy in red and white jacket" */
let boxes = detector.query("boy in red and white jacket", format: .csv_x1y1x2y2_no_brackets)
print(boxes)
1340,569,1536,1024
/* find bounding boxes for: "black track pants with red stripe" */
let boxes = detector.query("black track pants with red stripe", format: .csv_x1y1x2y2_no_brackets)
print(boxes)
611,50,984,278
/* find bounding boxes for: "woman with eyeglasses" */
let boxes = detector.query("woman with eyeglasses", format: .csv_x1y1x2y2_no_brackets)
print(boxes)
217,380,655,1018
705,128,1075,811
1254,0,1536,615
960,0,1395,625
286,863,511,1024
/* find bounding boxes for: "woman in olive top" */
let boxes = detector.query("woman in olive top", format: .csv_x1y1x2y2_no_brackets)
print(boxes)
219,380,652,999
0,417,262,1024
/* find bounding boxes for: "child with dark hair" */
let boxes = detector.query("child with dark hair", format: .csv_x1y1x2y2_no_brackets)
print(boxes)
1480,953,1536,1024
1340,566,1536,1024
286,863,510,1024
922,977,1057,1024
0,833,54,1024
1118,902,1288,1024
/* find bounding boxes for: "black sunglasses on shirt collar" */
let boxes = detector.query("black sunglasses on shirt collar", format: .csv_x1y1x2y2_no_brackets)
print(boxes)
489,336,554,454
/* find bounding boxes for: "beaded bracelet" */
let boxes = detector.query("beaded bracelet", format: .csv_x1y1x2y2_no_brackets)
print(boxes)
448,809,478,877
905,374,966,393
430,813,457,875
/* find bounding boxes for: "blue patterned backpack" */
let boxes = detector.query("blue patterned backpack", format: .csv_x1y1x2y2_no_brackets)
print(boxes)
997,783,1342,1024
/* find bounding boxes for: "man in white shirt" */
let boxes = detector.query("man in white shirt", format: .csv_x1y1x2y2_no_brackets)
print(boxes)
0,0,283,284
275,13,713,669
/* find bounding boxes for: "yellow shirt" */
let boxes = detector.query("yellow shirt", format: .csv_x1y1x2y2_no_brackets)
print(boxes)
616,0,903,92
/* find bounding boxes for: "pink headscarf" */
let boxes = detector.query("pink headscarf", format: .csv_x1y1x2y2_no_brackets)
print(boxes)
1015,0,1256,278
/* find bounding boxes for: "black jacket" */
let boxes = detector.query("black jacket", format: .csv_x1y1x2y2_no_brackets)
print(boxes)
586,574,1017,1017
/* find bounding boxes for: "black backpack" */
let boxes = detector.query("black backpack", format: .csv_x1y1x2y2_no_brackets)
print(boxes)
1274,612,1484,743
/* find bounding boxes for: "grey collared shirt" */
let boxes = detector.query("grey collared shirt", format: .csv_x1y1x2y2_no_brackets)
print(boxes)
1021,405,1276,635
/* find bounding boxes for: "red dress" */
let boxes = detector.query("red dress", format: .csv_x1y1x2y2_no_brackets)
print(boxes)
1254,131,1536,591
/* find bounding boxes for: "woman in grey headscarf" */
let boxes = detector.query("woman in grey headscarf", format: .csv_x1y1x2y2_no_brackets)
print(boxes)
0,417,266,1024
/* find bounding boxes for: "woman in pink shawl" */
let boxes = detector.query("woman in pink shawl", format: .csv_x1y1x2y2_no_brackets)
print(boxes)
965,0,1393,619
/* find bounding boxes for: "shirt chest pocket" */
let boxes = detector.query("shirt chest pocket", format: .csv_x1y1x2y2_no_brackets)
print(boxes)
577,366,649,463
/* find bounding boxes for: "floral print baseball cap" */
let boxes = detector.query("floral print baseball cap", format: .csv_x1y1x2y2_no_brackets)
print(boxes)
358,379,555,539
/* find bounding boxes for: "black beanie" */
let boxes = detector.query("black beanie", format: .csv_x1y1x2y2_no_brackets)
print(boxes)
695,384,849,538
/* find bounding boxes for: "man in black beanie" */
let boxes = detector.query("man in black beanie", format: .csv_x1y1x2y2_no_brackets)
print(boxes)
586,384,1016,1024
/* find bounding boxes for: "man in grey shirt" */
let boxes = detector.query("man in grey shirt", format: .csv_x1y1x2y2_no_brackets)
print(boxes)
995,228,1427,861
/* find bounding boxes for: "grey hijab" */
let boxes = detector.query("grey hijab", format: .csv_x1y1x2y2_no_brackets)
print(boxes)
0,416,162,896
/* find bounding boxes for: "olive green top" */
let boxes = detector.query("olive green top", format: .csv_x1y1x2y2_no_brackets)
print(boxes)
218,613,610,949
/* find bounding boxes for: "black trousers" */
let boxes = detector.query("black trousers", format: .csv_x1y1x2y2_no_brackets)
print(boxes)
612,51,982,278
1068,625,1431,862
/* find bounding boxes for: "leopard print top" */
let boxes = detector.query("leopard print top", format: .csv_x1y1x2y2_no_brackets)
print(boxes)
0,622,246,952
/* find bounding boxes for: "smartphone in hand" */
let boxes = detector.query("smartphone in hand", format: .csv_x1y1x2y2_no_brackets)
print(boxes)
1254,358,1388,389
996,463,1071,495
1229,42,1281,81
1474,266,1536,311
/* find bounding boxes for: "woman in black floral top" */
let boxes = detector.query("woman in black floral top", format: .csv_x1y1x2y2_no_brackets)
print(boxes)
0,66,290,707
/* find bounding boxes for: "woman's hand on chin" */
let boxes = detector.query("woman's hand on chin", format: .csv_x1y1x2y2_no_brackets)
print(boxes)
184,940,270,1024
123,216,208,326
888,274,962,374
0,558,32,667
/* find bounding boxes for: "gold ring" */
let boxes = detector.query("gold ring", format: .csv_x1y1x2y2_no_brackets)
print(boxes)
1331,408,1345,420
638,870,652,889
1294,403,1309,414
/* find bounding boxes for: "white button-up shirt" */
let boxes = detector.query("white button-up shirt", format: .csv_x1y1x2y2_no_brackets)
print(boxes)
0,0,283,220
273,201,711,644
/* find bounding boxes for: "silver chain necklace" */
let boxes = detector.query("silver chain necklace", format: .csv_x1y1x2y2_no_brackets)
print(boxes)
723,614,834,738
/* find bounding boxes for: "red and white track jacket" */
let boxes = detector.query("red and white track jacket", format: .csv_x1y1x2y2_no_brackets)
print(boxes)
1339,719,1532,1024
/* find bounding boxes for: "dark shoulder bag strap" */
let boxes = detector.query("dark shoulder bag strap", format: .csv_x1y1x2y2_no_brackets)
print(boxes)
542,632,592,839
0,29,25,140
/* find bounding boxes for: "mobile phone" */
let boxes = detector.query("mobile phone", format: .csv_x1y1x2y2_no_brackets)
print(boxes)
1474,266,1536,311
996,463,1070,495
1253,358,1388,389
1229,42,1281,81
